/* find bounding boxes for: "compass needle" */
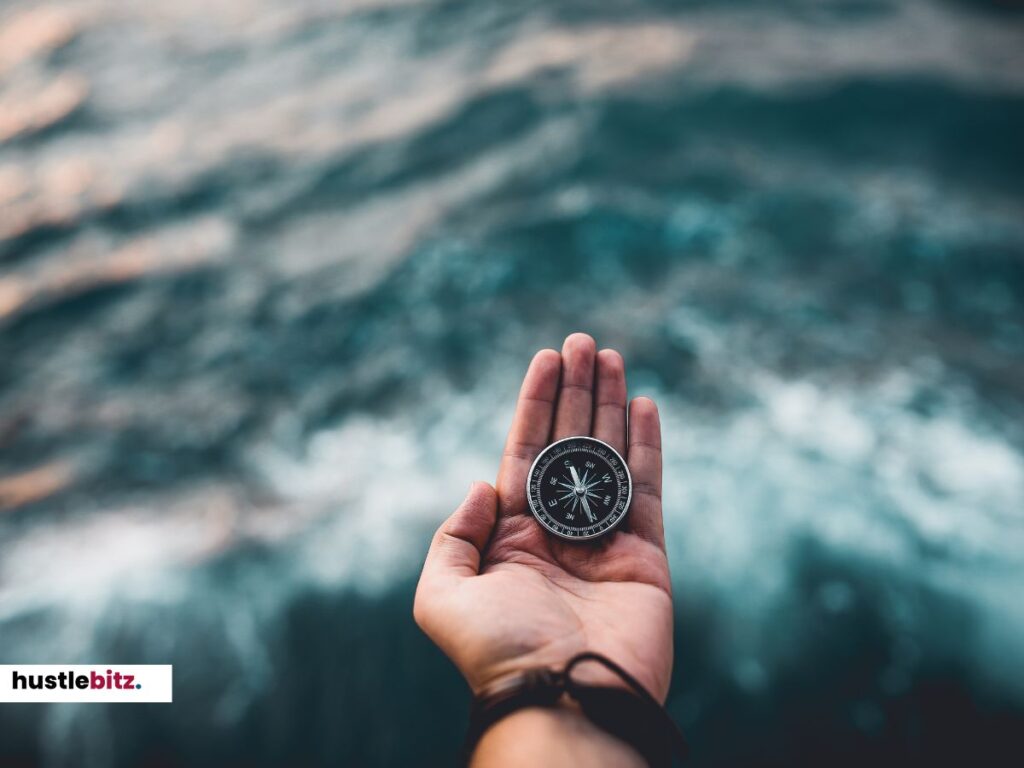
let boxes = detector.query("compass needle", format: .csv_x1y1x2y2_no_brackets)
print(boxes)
580,496,596,522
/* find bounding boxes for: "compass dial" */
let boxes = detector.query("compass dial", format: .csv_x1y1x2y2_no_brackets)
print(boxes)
526,436,632,540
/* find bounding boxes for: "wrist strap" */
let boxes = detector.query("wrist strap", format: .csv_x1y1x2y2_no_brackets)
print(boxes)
463,652,688,766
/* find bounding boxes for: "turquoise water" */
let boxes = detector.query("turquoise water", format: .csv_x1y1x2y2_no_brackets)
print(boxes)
1,0,1023,765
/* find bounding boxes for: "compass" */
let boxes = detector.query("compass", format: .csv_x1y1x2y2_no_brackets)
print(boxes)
526,436,632,540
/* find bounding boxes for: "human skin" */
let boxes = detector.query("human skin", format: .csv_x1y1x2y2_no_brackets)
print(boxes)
414,333,672,766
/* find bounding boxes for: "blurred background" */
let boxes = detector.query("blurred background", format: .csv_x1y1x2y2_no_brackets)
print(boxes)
1,0,1023,765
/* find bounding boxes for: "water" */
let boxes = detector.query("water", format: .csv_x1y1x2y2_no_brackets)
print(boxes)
1,0,1023,765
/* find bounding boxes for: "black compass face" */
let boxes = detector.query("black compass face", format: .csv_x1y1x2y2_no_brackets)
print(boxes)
527,436,632,540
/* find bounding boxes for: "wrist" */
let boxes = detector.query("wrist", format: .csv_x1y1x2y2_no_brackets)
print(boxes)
463,653,687,767
470,703,646,768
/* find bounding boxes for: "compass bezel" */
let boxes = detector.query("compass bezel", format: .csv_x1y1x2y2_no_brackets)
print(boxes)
526,435,633,541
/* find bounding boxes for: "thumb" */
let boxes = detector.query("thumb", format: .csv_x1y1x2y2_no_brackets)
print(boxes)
420,481,498,582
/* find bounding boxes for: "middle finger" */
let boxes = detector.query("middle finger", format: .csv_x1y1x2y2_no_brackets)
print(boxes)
552,333,596,439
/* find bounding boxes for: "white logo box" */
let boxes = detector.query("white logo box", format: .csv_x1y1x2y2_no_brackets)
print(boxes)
0,665,173,703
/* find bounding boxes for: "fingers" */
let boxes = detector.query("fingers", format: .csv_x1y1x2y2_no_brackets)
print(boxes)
626,397,665,549
552,333,596,440
592,349,627,456
419,482,498,584
496,349,561,517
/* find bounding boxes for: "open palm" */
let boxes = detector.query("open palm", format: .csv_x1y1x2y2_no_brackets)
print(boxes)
414,334,672,703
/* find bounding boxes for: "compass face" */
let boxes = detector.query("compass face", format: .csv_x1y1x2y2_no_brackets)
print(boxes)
527,436,632,540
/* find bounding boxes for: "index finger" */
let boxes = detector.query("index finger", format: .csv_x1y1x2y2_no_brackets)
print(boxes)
496,349,561,518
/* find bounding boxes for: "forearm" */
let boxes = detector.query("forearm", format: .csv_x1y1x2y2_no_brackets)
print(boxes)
470,704,646,768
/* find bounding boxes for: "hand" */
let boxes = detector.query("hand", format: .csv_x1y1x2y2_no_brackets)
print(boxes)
414,333,672,704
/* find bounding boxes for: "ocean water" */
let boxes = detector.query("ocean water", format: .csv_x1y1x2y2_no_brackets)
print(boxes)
1,0,1024,765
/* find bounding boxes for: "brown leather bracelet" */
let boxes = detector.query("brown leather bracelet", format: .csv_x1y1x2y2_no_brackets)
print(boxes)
463,652,688,766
